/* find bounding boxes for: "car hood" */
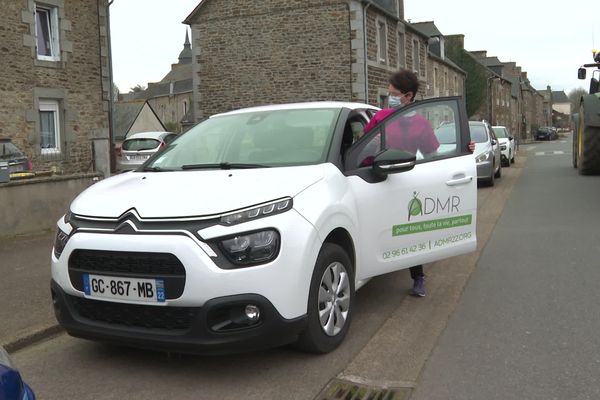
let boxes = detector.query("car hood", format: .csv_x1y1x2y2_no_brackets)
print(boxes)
497,138,509,145
70,166,325,218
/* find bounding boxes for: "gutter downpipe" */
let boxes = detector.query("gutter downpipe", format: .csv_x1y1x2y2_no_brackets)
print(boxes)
361,0,372,104
106,0,115,174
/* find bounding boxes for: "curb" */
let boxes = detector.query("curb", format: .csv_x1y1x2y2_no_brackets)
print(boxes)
3,324,64,353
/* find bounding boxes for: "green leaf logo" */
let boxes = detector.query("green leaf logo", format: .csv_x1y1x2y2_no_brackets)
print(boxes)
408,192,422,221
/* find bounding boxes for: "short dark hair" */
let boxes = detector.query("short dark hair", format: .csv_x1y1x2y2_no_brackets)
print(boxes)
389,70,419,101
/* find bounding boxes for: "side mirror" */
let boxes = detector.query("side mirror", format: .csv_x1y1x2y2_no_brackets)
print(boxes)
491,139,497,145
372,149,416,177
509,136,514,141
578,68,587,80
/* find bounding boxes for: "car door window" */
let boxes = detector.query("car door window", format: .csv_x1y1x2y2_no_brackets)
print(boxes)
346,99,465,170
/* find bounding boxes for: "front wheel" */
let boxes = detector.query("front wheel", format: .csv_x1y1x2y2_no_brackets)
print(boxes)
295,243,354,353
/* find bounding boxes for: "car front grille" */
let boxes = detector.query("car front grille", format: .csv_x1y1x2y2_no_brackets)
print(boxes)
68,295,196,331
68,250,186,300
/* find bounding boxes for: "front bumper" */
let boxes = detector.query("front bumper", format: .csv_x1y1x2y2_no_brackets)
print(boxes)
51,280,307,354
476,160,494,180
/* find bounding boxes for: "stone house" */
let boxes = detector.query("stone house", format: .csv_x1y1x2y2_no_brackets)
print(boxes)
182,0,432,121
0,0,111,177
411,22,466,99
551,90,571,129
469,53,515,132
118,33,194,133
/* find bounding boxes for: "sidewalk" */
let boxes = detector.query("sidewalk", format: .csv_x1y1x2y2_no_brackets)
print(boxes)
0,232,62,351
316,154,527,399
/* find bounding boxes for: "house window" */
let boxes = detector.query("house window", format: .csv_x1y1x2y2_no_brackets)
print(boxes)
397,32,405,68
39,100,60,153
35,4,60,61
377,20,387,63
412,39,419,74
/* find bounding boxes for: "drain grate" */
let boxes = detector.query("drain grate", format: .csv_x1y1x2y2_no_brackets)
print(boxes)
316,379,412,400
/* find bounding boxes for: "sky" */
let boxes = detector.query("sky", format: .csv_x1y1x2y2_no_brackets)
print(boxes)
110,0,598,96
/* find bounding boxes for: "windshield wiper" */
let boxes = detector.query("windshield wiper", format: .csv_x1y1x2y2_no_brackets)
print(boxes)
181,162,270,170
140,166,166,172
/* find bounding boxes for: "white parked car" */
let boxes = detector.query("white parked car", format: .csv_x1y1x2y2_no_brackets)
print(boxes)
492,125,516,166
51,99,477,354
116,131,178,172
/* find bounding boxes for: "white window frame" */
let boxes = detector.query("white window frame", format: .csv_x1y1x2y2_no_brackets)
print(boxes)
377,19,388,64
412,39,419,74
35,4,60,62
397,32,405,68
39,100,61,154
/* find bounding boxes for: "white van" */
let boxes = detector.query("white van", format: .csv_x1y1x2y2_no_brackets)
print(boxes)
50,98,477,354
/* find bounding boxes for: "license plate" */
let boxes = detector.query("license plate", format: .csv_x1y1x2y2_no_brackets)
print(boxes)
83,273,165,303
128,155,148,161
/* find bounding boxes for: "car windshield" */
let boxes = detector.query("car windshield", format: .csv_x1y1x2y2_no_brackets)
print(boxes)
145,107,340,170
492,127,508,138
469,124,488,143
0,142,23,157
122,138,160,151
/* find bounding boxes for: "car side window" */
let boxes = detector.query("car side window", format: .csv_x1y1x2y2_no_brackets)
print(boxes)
381,101,461,161
345,99,466,171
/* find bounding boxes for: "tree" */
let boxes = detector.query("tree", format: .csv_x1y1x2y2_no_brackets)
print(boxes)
129,84,146,93
568,87,588,111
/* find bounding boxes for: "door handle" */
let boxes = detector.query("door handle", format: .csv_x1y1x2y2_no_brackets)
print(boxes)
446,176,473,186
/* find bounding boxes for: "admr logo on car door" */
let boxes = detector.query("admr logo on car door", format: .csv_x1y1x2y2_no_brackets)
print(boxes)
393,191,472,241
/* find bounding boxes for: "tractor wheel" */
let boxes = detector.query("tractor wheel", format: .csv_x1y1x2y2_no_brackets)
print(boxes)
577,104,600,175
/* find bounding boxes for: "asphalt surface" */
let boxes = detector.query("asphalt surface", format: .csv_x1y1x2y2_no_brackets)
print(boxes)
411,134,600,399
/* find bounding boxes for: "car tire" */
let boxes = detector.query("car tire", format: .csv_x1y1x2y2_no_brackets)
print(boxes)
295,243,354,354
511,151,515,164
494,162,502,178
505,152,511,167
577,103,600,175
486,164,495,187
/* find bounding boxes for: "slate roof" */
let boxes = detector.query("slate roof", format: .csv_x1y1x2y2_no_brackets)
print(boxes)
552,91,569,103
411,21,443,37
112,100,145,140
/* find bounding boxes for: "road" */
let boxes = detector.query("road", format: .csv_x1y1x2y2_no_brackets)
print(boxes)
411,133,600,400
5,148,523,400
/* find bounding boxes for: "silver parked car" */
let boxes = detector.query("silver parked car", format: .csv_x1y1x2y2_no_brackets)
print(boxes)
470,121,501,186
116,131,178,172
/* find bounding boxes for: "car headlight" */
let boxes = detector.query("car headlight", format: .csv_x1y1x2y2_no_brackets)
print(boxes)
53,228,70,259
475,152,491,163
500,145,507,150
220,198,292,226
218,229,280,265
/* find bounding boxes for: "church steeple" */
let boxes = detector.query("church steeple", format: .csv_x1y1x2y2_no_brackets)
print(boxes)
178,30,192,65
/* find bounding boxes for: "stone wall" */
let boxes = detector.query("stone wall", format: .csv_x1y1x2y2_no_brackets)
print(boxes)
189,0,353,119
0,174,101,237
0,0,110,176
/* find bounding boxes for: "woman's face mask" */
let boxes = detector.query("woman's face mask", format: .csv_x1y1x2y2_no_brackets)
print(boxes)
388,95,402,107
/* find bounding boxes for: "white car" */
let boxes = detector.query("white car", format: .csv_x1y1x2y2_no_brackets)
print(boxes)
116,131,178,172
492,126,516,166
51,99,477,354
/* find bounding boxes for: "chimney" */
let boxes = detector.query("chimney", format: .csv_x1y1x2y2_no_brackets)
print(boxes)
445,34,464,50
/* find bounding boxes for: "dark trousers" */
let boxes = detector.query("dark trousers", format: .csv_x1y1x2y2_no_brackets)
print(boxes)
409,265,424,280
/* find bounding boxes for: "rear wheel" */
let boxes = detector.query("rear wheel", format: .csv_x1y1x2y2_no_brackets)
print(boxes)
577,104,600,175
295,243,354,353
572,113,579,169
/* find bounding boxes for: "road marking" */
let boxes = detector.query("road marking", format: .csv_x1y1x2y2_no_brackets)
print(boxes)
535,151,566,156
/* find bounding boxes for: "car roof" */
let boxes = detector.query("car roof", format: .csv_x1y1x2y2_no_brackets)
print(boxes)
492,125,507,129
125,131,172,141
213,101,378,117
